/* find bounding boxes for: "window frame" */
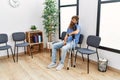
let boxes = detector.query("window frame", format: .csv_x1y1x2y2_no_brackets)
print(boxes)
58,0,79,39
96,0,120,53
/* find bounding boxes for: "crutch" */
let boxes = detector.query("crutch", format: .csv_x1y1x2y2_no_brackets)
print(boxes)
67,39,75,70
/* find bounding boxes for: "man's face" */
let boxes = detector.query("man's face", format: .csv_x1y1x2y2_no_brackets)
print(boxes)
71,18,77,24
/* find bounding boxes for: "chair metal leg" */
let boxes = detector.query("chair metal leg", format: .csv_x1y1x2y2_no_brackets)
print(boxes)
74,51,84,67
96,52,99,61
87,54,89,74
7,49,9,58
14,46,16,57
16,47,18,62
24,47,26,54
10,48,15,62
79,45,84,61
81,54,84,61
73,51,78,67
14,46,16,62
29,46,33,58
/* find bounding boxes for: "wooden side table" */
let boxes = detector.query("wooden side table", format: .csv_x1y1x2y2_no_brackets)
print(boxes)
26,30,44,55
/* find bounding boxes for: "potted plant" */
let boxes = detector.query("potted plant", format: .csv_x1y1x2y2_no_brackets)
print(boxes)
42,0,59,42
30,25,37,31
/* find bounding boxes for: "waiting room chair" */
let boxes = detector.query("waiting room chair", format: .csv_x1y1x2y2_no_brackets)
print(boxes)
73,34,84,67
0,33,15,62
75,35,101,73
12,32,33,62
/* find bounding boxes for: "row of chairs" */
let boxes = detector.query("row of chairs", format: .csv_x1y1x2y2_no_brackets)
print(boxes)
59,32,101,74
1,31,101,73
0,32,33,62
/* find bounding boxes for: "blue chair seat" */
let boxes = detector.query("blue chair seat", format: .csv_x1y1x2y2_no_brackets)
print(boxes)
0,45,11,50
75,46,81,49
15,42,29,47
77,48,96,54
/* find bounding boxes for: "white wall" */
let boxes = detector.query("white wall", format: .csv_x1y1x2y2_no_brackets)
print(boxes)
0,0,45,56
79,0,120,70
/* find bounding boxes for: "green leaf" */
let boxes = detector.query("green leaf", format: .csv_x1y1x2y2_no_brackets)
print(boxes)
42,0,59,41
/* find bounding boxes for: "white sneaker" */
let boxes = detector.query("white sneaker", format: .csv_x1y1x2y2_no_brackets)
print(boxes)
47,62,57,69
56,63,64,71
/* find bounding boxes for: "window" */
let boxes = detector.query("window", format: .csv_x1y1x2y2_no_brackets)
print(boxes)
97,0,120,53
58,0,79,38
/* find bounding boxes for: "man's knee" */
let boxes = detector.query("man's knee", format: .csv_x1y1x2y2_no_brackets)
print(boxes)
61,46,68,51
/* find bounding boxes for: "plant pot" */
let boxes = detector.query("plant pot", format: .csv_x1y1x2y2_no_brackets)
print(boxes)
46,42,53,49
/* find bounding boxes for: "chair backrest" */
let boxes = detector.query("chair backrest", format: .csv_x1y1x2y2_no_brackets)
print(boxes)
12,32,26,41
87,35,101,48
0,34,8,44
77,34,84,48
61,31,67,40
78,34,84,44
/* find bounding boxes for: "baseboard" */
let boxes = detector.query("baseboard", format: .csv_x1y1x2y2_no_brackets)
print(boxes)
0,52,24,59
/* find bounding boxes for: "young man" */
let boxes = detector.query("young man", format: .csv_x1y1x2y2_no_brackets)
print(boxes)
47,16,80,70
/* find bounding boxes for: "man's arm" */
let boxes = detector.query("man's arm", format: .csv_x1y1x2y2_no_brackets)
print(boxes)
63,29,79,45
63,34,68,45
68,29,80,36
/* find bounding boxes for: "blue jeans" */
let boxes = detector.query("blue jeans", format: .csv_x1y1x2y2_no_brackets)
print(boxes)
52,41,76,64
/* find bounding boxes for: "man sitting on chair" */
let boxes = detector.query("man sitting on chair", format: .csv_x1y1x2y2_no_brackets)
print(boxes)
47,15,81,70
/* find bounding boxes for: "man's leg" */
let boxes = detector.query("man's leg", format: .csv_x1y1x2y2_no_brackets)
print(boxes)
47,41,64,69
56,42,72,70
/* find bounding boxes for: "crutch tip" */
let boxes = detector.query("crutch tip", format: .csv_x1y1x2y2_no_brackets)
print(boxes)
67,67,69,70
73,65,76,67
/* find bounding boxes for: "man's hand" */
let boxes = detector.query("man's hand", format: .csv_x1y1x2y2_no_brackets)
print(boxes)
63,41,66,45
63,34,68,45
64,35,68,42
